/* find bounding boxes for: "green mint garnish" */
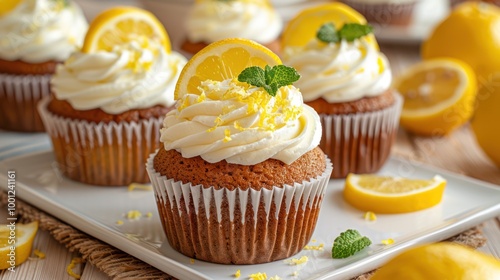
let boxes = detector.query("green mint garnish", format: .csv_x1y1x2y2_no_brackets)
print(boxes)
331,229,372,259
237,65,300,97
317,22,373,43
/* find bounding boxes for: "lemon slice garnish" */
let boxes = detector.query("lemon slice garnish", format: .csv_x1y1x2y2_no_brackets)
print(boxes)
343,173,447,214
82,6,170,53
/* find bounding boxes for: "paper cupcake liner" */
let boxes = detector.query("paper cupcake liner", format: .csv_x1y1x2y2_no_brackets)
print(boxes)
321,94,402,178
0,73,51,132
38,96,164,186
146,152,333,264
341,0,417,26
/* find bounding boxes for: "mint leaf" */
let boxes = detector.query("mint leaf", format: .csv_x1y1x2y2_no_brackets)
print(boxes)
332,229,372,259
238,65,300,96
338,23,373,42
317,23,339,43
316,22,373,43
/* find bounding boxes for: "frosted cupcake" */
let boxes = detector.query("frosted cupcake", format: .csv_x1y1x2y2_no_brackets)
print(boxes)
181,0,282,55
0,0,88,132
147,38,332,264
38,7,187,186
282,20,402,178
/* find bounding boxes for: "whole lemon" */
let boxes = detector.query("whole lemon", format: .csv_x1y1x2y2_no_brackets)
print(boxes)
371,242,500,280
422,2,500,83
471,76,500,167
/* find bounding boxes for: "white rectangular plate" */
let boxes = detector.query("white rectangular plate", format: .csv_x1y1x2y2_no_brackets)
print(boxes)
1,150,499,280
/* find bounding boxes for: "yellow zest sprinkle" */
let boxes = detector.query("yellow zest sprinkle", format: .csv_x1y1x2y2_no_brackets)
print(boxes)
381,238,394,245
311,239,317,242
234,269,241,278
66,257,85,279
33,249,45,259
126,210,142,220
116,220,124,225
223,129,232,142
303,243,324,250
145,212,153,218
128,183,153,191
269,276,282,280
284,255,308,265
249,272,267,280
190,258,195,264
292,271,298,276
364,211,377,221
197,92,206,103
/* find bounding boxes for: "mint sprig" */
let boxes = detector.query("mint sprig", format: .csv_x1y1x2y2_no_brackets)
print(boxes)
331,229,372,259
237,65,300,97
317,23,373,43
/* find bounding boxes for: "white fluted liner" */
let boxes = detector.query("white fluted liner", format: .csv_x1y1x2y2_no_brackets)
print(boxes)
146,151,333,264
38,96,164,186
0,73,51,132
321,93,402,178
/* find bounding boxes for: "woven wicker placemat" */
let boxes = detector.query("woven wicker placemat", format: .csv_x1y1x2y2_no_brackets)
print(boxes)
0,191,486,280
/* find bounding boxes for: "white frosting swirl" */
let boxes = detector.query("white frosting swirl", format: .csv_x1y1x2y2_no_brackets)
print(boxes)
52,41,187,114
186,0,282,44
160,79,321,165
283,38,392,103
0,0,88,63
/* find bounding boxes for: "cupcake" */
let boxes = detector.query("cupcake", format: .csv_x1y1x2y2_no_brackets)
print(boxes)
282,9,402,178
0,0,88,132
38,7,187,186
341,0,418,26
146,38,333,264
181,0,282,56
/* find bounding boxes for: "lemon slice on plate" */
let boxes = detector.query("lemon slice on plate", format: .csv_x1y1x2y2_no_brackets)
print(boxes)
343,173,447,214
82,6,171,53
281,3,378,49
393,58,477,136
0,221,38,269
174,38,282,99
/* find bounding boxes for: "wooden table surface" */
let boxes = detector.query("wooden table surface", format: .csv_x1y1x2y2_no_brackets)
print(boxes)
1,2,500,279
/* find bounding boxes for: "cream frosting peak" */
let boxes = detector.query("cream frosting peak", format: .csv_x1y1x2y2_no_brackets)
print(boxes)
161,79,321,165
0,0,88,63
283,38,392,103
52,40,187,114
186,0,282,44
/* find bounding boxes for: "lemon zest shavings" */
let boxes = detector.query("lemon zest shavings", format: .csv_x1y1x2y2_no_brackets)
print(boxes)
381,238,394,245
269,276,282,280
190,258,195,264
364,211,377,221
145,212,153,218
292,271,299,276
66,257,85,279
128,183,153,191
249,272,267,280
234,269,241,278
126,210,142,220
284,255,309,265
33,249,46,259
303,243,324,250
116,220,124,225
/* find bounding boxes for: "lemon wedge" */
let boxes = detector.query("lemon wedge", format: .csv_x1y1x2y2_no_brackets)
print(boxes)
174,38,281,99
393,58,477,136
343,173,446,214
82,6,171,53
372,242,500,279
0,221,39,270
281,3,378,50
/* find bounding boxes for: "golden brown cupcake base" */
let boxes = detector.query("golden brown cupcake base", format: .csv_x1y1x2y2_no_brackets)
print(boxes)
147,148,332,264
153,147,326,190
39,97,168,186
181,38,282,56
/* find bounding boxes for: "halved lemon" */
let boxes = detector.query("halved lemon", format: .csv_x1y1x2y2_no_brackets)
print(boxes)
0,221,39,269
343,174,447,214
281,3,378,49
174,38,282,99
393,58,477,136
82,6,170,53
0,0,22,16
